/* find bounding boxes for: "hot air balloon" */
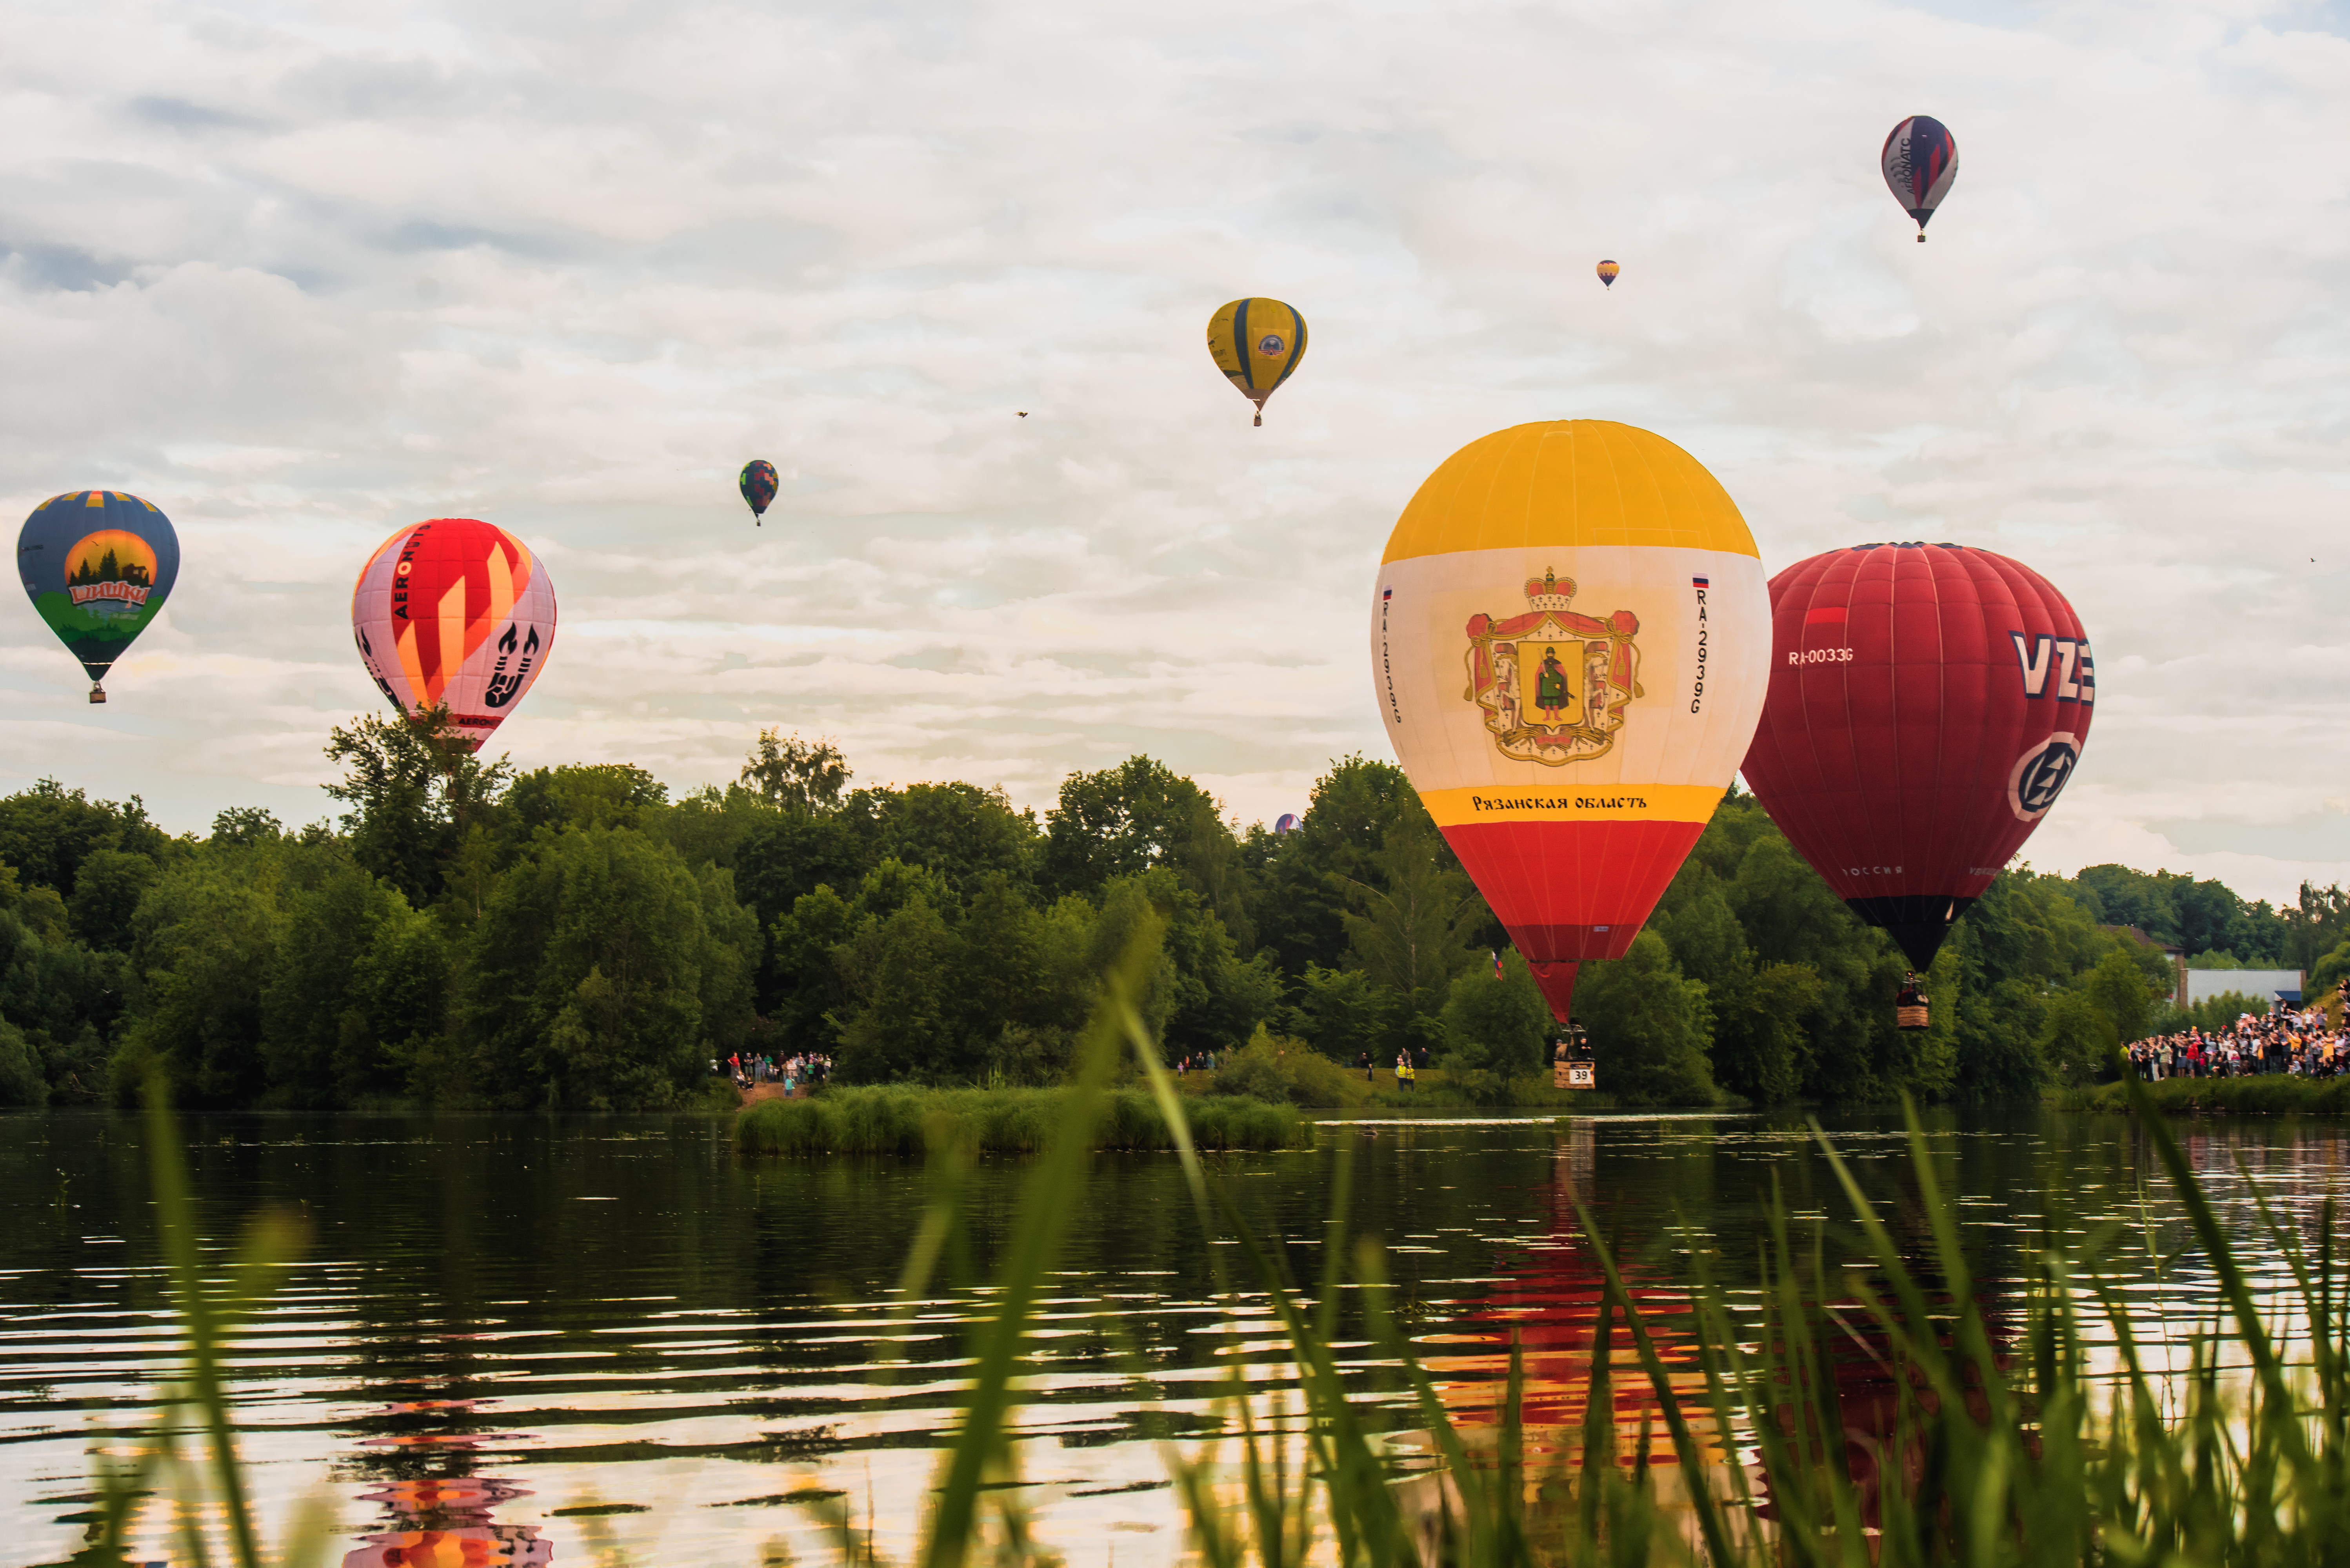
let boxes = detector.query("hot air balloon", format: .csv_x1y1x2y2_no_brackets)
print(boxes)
1274,813,1300,835
351,519,557,751
1596,260,1620,289
1739,543,2092,1025
740,459,778,525
1371,421,1771,1024
1882,115,1957,241
16,490,180,704
1207,298,1307,426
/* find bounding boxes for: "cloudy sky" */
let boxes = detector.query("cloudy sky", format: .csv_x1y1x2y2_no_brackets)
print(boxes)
4,0,2348,902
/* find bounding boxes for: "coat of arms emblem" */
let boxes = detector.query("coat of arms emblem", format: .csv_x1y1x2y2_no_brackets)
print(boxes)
1463,569,1642,765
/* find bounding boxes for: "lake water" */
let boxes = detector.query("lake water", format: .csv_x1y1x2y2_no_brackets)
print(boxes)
2,1106,2342,1568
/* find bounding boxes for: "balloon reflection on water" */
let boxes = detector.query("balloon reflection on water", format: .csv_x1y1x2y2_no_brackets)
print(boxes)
347,1397,550,1568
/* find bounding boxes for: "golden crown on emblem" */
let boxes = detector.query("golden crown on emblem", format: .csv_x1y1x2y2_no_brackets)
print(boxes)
1523,568,1578,613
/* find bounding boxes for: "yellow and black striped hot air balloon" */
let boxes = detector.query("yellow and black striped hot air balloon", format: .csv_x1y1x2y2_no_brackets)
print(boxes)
1595,260,1620,288
1207,298,1307,426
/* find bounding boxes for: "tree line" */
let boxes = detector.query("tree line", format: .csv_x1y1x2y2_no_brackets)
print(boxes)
1,714,2337,1111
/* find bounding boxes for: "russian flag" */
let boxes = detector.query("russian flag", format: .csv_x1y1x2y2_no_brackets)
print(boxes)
1492,949,1503,979
1691,575,1710,588
1382,587,1393,601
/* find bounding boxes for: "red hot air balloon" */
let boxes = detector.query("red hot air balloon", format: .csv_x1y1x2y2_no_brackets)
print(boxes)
1739,543,2092,1005
351,519,557,751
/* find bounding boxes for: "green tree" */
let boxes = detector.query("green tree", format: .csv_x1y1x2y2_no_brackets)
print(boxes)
324,708,512,907
1334,815,1482,1020
115,850,285,1105
1438,949,1550,1077
462,827,755,1108
739,728,849,811
1575,931,1716,1106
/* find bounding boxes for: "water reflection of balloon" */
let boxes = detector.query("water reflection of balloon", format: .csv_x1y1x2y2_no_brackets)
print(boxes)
16,490,181,704
1881,115,1957,241
347,1399,550,1568
1595,260,1620,288
351,519,558,752
1274,813,1299,835
1206,298,1307,427
1370,421,1771,1023
1739,543,2094,1013
738,460,778,526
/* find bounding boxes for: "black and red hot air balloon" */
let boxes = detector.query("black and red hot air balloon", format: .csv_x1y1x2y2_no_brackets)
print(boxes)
1739,543,2092,1028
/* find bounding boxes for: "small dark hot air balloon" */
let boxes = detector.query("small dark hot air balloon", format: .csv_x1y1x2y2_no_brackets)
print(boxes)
1207,298,1307,426
739,460,779,526
1882,115,1958,242
1596,260,1620,288
17,490,180,704
1740,543,2092,1029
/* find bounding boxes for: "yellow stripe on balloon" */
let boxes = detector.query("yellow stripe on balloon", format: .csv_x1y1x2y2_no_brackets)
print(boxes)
433,577,468,703
395,620,426,705
1418,783,1726,829
485,537,516,632
1381,421,1759,565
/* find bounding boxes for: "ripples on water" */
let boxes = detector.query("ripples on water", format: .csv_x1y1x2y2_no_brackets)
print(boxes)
3,1108,2346,1567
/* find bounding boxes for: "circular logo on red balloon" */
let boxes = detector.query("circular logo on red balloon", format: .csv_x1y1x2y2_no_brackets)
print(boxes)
2008,733,2079,822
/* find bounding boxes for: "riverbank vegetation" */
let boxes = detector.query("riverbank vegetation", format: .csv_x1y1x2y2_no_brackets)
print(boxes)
733,1083,1308,1155
2059,1072,2350,1116
2,712,2340,1111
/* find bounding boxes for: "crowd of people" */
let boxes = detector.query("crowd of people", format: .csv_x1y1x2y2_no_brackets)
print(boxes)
2128,1001,2347,1080
727,1050,831,1094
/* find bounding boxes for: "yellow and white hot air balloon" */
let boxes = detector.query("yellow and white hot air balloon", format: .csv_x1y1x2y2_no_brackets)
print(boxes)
1369,421,1770,1022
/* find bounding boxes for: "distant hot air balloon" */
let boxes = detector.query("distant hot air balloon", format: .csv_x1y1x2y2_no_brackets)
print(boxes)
351,519,557,751
1207,298,1307,427
1372,421,1771,1024
16,490,180,704
1740,543,2092,1024
1881,115,1957,242
1274,813,1300,835
1596,260,1620,288
739,460,779,526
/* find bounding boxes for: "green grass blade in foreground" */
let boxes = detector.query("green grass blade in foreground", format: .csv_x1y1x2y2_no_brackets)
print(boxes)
916,931,1158,1568
139,1077,305,1568
2118,1064,2318,1482
1563,1191,1738,1568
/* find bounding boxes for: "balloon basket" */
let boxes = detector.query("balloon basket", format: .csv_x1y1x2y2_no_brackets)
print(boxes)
87,684,105,705
1895,974,1930,1031
1917,234,1927,243
1551,1025,1596,1090
1252,413,1262,427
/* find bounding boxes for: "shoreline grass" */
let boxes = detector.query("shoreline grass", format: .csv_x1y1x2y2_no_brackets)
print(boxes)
732,1083,1310,1155
2058,1073,2350,1114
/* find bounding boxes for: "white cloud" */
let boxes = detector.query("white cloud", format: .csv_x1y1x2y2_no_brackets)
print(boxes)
3,0,2348,900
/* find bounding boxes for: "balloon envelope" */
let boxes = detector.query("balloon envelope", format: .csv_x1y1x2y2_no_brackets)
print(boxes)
351,519,557,751
16,490,180,698
1739,543,2092,969
1881,115,1957,237
1207,298,1307,425
1596,260,1620,287
740,459,778,521
1371,421,1771,1020
1274,813,1299,835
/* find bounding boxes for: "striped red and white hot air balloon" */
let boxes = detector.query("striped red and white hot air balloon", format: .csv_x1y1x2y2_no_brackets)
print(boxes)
351,518,557,750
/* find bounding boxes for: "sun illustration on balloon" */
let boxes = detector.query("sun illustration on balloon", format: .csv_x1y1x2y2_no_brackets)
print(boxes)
65,530,159,589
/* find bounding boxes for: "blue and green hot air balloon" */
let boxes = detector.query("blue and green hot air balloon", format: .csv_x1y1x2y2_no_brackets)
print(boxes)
17,490,180,703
